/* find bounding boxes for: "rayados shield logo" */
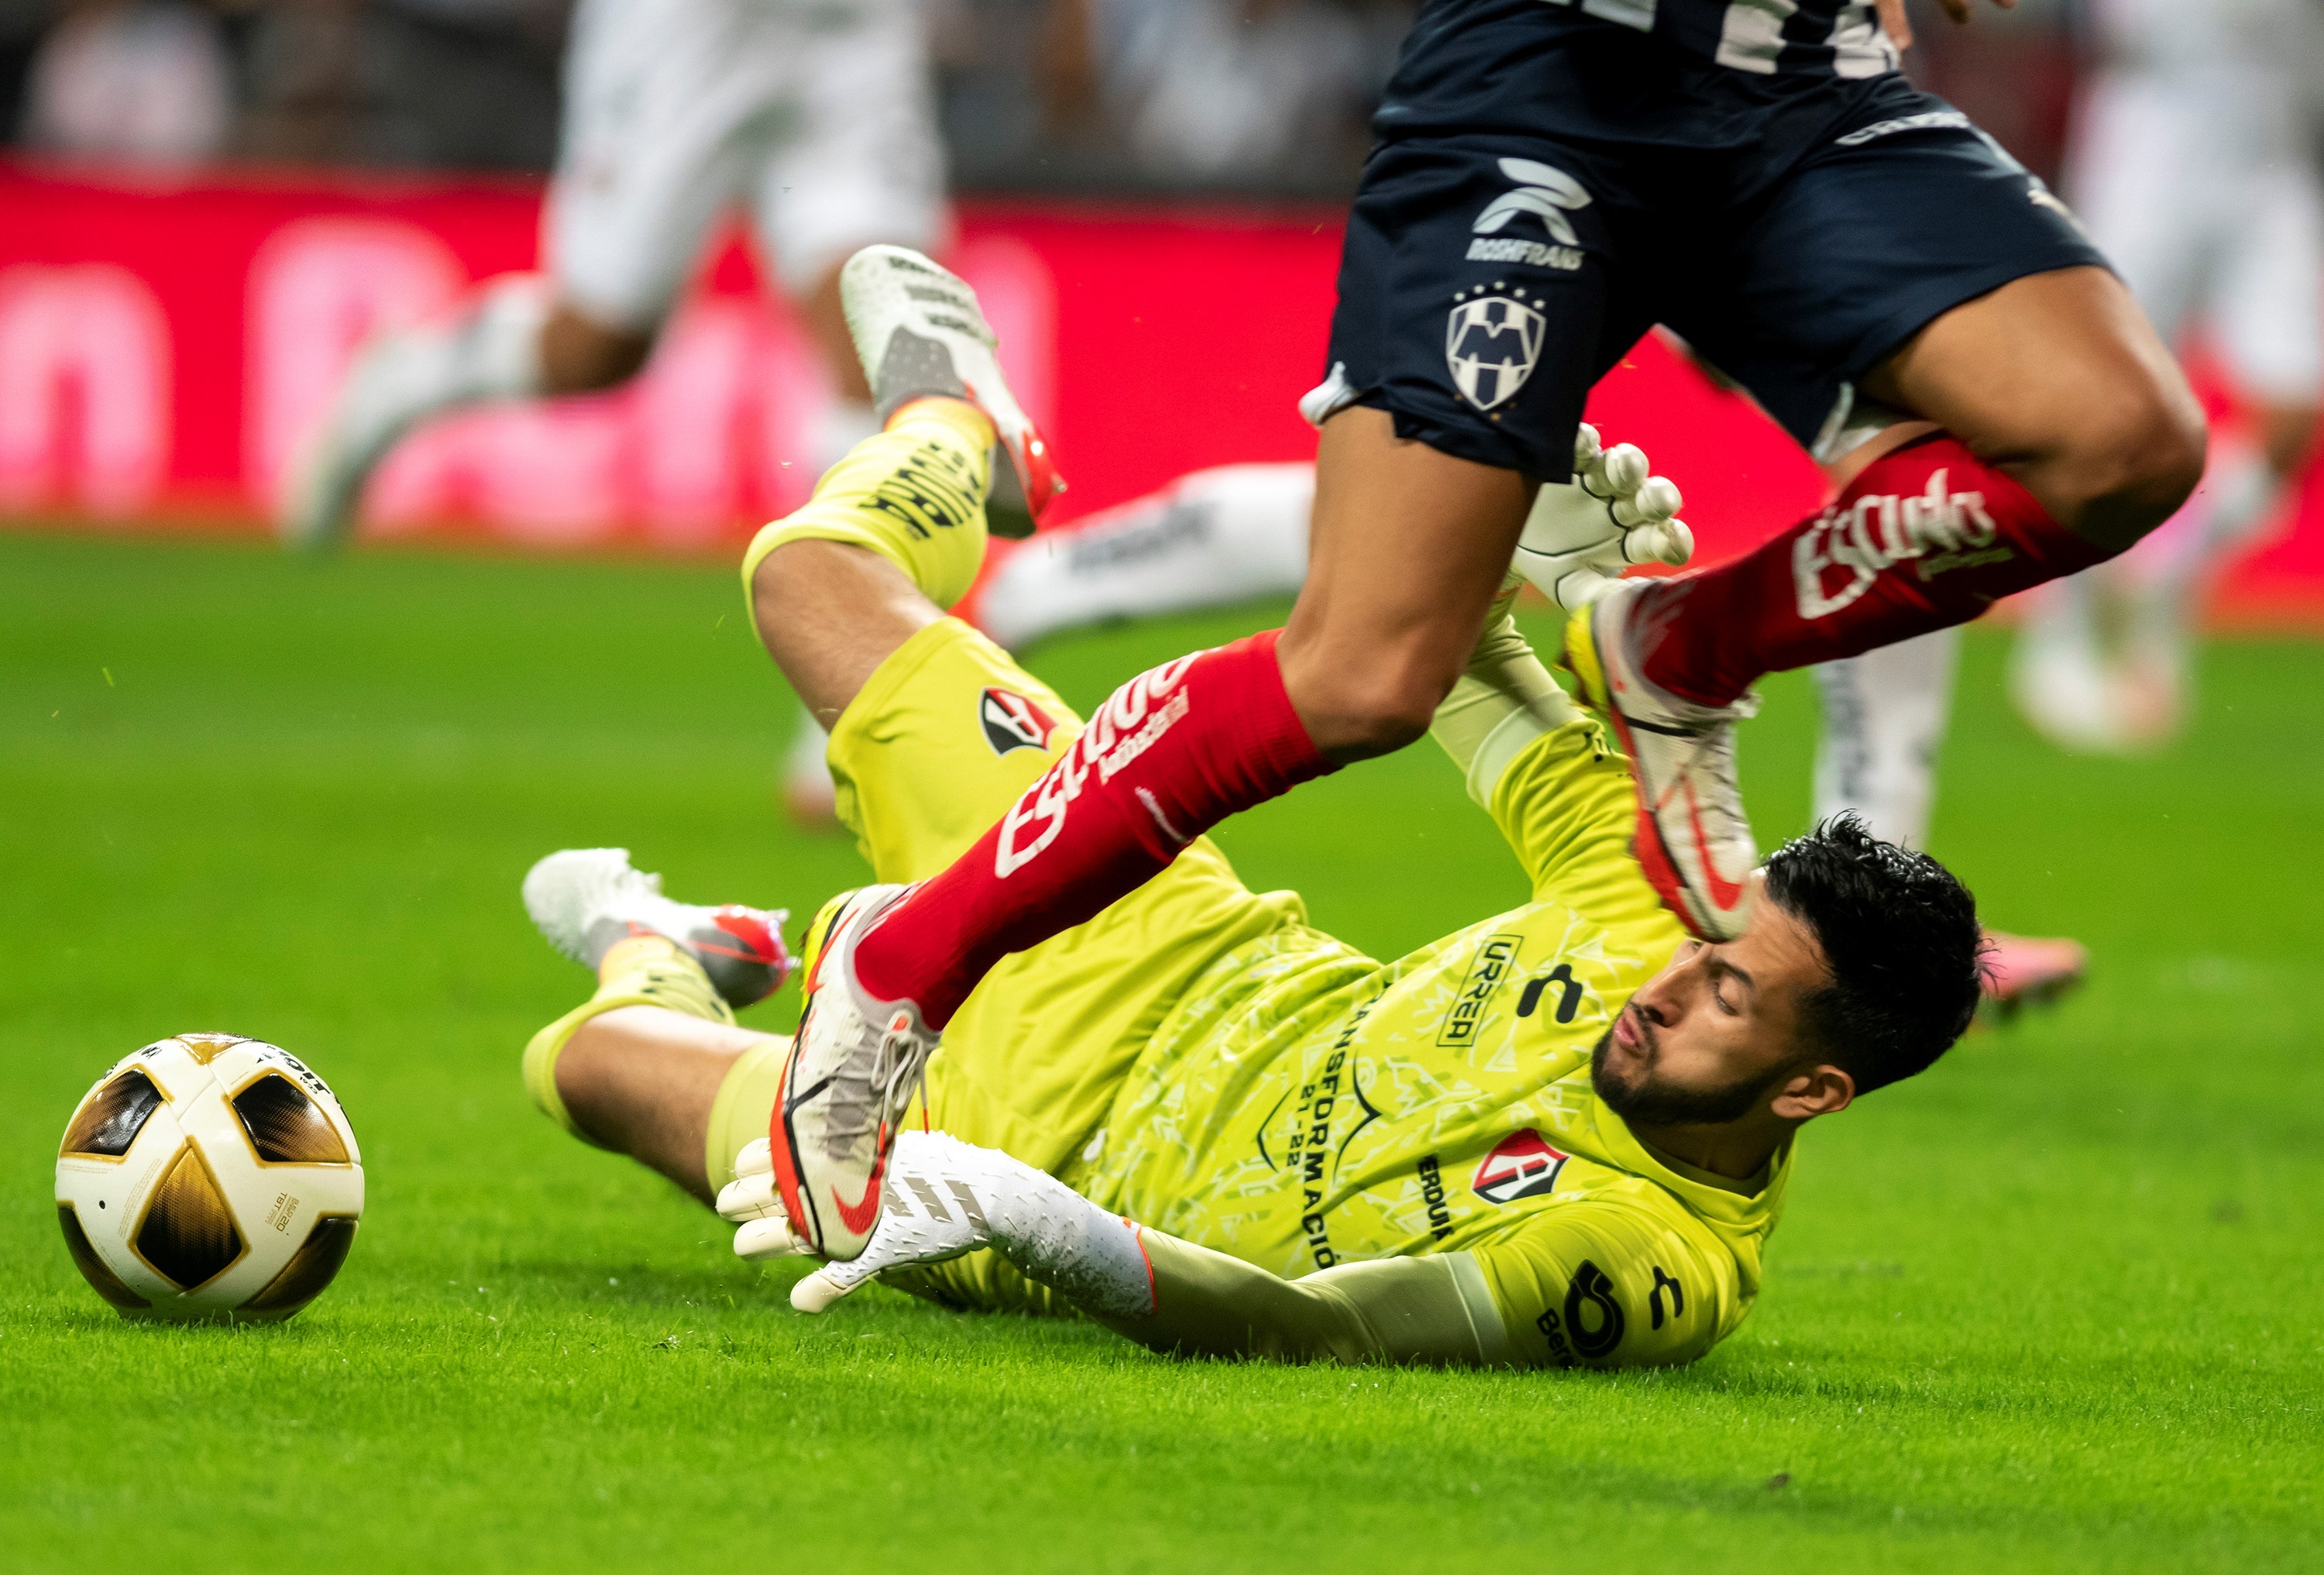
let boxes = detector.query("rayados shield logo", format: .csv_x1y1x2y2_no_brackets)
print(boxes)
979,686,1057,756
1472,1128,1569,1205
1446,290,1546,411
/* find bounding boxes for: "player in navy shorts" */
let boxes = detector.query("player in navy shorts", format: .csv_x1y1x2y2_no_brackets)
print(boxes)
1287,0,2206,937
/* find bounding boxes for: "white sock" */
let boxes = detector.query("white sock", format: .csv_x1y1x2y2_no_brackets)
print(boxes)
781,698,838,819
1810,628,1958,848
810,397,883,478
340,274,550,454
2119,443,2278,642
975,463,1312,649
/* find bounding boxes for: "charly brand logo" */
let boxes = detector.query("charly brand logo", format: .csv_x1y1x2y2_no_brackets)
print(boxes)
1793,467,2010,619
1472,1128,1569,1205
978,686,1057,757
992,653,1202,876
1446,288,1547,411
1466,156,1591,272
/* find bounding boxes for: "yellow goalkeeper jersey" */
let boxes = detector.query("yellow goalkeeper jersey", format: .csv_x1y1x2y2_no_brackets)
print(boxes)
1071,721,1791,1370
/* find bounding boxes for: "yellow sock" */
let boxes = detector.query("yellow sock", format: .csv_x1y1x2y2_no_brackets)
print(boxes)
741,397,996,610
793,888,854,988
521,934,736,1145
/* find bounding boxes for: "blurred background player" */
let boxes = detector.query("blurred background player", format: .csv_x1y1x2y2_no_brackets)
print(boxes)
277,0,949,549
2010,0,2324,751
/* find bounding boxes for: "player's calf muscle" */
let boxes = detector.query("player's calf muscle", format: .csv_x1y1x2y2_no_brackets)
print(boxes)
1870,268,2205,552
1285,411,1529,758
1278,632,1462,760
750,540,937,726
2049,393,2208,551
556,1008,755,1202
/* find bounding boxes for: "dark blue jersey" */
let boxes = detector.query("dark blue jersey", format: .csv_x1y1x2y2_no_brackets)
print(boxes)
1378,0,1904,154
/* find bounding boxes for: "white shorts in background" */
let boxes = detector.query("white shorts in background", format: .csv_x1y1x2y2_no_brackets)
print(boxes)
547,0,947,328
2070,67,2324,404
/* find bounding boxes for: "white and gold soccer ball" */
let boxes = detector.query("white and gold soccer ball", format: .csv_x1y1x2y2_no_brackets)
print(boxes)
54,1033,365,1322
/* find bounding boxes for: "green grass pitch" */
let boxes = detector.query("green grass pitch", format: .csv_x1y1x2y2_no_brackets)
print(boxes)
3,530,2320,1571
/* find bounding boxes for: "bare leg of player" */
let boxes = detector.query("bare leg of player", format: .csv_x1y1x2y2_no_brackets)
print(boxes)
554,1009,772,1205
540,302,655,394
2013,399,2313,752
277,277,684,552
1282,409,1535,758
1569,266,2202,935
799,261,875,409
796,260,886,475
1611,268,2203,706
281,269,889,555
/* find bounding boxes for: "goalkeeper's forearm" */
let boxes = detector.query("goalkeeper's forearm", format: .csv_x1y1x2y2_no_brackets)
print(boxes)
746,1133,1508,1364
1026,1223,1510,1367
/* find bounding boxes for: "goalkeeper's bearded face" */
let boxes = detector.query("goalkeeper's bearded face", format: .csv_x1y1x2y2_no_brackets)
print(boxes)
1589,877,1845,1129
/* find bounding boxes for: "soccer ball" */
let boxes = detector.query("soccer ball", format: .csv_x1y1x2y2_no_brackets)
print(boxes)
54,1033,365,1322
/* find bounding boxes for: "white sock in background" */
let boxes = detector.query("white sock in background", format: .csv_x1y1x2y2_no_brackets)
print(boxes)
2012,438,2286,751
781,697,840,827
974,463,1313,649
1810,628,1959,849
810,397,884,480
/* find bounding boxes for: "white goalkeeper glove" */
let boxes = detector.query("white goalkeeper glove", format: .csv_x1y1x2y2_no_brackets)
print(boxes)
717,1130,1153,1317
1512,423,1693,611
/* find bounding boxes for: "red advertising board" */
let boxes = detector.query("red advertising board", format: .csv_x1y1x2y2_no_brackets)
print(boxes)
4,157,2319,618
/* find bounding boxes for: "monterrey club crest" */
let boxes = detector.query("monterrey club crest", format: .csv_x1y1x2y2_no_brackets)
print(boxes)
1472,1128,1569,1205
979,686,1057,757
1446,287,1547,411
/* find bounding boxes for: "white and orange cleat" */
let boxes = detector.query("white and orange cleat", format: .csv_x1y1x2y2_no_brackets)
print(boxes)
1977,930,2089,1024
769,883,942,1261
521,848,792,1009
839,244,1063,525
1562,579,1760,941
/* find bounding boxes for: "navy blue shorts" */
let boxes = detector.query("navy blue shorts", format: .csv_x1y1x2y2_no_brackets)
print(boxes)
1322,11,2109,477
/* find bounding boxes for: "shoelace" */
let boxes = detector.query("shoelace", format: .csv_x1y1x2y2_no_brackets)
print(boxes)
807,1001,928,1151
868,1014,928,1132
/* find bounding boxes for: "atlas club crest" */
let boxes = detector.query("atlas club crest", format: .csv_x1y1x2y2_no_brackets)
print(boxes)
979,686,1057,756
1472,1128,1569,1205
1446,287,1547,411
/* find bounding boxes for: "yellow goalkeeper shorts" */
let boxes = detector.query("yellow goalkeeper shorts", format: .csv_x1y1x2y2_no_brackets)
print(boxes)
770,617,1306,1185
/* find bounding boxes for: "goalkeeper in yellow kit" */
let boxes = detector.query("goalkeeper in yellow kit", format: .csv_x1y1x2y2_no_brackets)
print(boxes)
514,385,1987,1371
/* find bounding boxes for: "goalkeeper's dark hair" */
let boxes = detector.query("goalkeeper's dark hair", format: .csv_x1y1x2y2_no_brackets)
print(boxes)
1762,813,1985,1096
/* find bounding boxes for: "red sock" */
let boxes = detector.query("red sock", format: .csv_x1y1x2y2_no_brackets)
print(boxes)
1637,435,2113,707
853,629,1332,1027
